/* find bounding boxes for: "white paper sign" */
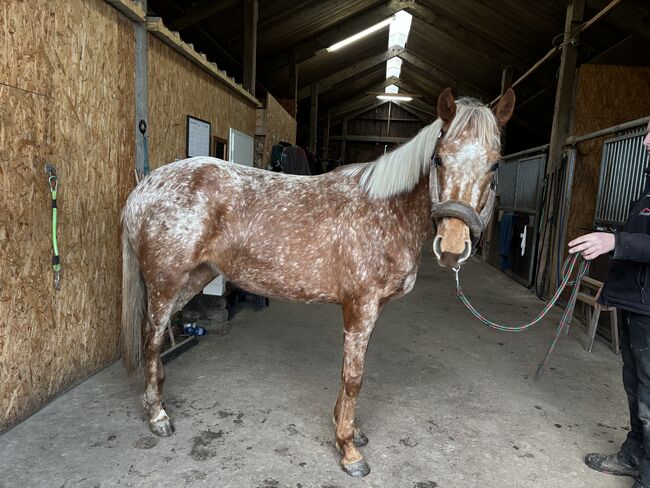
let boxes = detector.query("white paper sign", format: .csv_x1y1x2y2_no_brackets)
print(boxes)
187,116,211,157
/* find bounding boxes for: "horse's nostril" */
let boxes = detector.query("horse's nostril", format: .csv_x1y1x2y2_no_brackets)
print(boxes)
458,240,472,263
433,236,443,259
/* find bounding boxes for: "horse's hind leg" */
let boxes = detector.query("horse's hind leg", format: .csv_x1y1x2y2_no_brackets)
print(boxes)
142,266,216,436
334,298,381,478
142,292,179,436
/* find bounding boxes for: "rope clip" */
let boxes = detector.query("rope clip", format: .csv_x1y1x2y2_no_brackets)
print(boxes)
452,266,461,290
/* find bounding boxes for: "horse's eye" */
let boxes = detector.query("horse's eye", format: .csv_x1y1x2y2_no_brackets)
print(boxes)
433,156,444,167
490,162,500,172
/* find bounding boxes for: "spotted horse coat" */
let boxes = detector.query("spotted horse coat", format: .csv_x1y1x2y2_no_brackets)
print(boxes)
120,88,515,477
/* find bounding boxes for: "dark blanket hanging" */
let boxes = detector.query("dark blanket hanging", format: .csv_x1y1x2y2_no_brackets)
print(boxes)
281,145,311,175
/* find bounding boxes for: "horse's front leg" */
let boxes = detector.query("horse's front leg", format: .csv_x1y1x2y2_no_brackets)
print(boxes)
334,298,381,478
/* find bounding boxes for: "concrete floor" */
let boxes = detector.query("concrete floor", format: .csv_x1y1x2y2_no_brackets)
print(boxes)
0,252,633,488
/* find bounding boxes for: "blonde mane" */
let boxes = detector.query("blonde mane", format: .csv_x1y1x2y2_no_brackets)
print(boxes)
340,99,500,199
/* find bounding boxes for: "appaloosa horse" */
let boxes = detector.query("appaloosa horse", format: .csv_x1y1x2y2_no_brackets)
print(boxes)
121,88,515,477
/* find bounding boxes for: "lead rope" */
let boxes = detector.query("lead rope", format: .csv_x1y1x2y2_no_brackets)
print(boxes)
453,253,590,379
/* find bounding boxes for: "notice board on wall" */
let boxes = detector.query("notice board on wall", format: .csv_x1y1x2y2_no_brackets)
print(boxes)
186,116,211,157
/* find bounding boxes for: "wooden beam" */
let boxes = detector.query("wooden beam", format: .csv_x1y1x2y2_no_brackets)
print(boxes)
331,135,411,143
243,0,258,96
536,0,585,298
398,51,488,99
406,2,530,75
341,119,348,164
493,0,627,104
288,48,298,119
309,83,318,154
298,47,404,100
396,102,433,123
258,0,413,74
105,0,145,21
500,65,513,138
338,100,388,120
168,0,238,31
322,109,331,160
586,0,650,41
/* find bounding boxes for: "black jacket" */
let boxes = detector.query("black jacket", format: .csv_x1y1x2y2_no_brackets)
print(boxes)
600,189,650,316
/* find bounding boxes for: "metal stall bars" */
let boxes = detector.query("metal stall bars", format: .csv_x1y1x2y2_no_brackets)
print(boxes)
556,117,649,350
488,145,547,287
594,126,650,229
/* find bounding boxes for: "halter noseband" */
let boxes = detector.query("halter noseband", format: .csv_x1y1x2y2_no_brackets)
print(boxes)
429,132,498,247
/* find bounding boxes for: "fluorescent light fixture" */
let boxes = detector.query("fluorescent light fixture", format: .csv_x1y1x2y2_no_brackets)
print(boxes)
377,94,413,102
326,17,394,52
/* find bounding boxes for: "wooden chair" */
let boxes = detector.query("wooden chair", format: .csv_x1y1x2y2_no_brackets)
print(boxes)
575,276,619,354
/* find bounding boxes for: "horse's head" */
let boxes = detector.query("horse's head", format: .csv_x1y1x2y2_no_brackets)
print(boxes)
431,87,515,268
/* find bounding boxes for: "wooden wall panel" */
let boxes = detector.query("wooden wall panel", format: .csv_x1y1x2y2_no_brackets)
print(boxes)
0,0,134,432
255,93,296,168
566,65,650,248
147,36,257,168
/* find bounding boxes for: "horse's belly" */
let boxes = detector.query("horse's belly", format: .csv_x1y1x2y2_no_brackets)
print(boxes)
214,255,338,304
230,273,338,303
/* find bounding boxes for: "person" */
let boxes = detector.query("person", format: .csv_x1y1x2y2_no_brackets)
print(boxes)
568,121,650,488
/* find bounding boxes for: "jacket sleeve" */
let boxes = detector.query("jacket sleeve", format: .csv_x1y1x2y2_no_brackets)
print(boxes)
613,232,650,263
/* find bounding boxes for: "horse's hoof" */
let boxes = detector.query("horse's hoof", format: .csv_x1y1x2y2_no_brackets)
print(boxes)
353,431,369,447
342,459,371,478
149,411,175,437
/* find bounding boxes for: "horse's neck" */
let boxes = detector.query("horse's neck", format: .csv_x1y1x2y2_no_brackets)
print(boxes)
387,173,433,247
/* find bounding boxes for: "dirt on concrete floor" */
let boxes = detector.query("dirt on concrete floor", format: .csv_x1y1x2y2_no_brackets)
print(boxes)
0,252,630,488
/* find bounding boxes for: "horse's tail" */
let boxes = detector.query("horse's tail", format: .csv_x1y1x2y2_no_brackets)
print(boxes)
121,223,145,376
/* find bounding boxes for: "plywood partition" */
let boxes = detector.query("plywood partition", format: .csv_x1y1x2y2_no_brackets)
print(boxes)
255,93,297,168
1,0,265,432
0,0,135,432
566,65,650,249
147,36,257,168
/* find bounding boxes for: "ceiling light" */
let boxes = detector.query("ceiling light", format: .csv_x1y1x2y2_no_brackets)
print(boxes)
327,17,394,52
377,94,413,102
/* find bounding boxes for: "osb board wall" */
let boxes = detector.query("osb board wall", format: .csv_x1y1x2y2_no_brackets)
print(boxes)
255,93,296,168
566,65,650,249
0,0,134,431
147,36,257,168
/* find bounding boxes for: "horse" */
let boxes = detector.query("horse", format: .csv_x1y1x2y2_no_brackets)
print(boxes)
120,87,515,477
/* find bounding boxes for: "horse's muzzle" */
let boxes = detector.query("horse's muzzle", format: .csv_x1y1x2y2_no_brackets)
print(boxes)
433,234,471,267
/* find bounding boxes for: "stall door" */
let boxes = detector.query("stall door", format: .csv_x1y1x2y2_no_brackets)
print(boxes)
488,151,546,287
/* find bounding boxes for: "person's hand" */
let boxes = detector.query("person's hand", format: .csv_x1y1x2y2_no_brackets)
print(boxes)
568,232,615,260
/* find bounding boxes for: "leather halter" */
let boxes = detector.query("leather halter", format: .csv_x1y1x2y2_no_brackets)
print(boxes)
429,132,497,246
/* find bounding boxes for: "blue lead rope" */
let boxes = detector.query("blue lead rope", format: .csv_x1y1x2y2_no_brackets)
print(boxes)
453,253,590,378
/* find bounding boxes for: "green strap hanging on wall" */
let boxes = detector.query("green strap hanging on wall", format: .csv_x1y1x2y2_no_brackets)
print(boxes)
45,164,61,290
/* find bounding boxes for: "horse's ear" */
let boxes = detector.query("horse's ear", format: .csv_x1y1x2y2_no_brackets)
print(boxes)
437,87,456,128
493,88,516,128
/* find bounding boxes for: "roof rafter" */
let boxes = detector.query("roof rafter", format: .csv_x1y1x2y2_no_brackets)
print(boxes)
297,47,404,100
259,0,414,75
406,2,532,74
168,0,238,31
398,50,489,98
